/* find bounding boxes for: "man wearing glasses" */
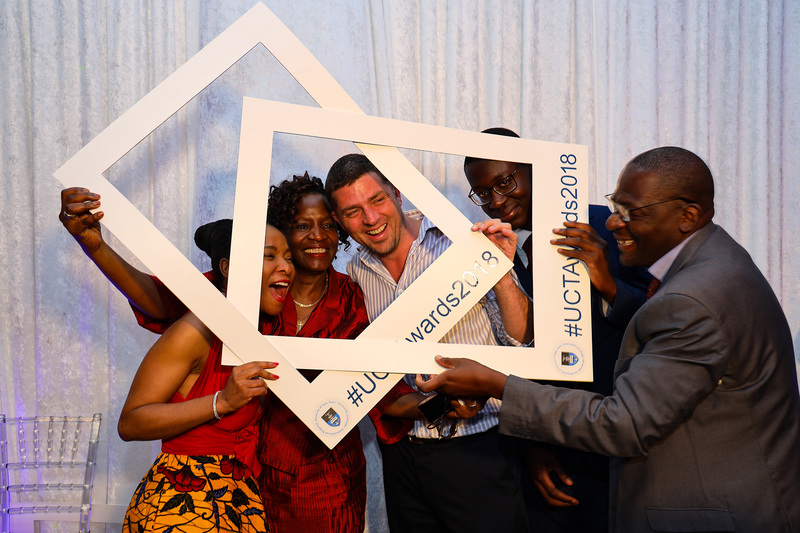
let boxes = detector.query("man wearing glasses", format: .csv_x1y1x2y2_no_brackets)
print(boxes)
463,128,649,533
425,146,800,532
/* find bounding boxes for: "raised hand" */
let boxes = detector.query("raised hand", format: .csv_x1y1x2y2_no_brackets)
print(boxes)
472,218,517,261
59,187,105,254
551,221,617,303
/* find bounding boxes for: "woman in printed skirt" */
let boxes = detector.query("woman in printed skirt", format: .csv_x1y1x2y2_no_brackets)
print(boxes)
117,221,292,532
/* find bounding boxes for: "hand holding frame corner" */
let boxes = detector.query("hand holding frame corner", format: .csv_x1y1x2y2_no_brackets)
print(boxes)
415,355,508,400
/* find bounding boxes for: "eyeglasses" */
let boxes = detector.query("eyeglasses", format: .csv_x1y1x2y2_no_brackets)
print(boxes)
605,194,687,222
468,164,521,206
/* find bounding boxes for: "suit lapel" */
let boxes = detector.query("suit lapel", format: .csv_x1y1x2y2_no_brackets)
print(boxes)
661,223,718,287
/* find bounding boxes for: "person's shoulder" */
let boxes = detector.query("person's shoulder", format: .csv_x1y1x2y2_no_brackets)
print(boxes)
330,268,364,298
661,226,770,306
414,213,446,244
149,311,215,365
405,209,424,222
169,311,214,342
588,204,612,234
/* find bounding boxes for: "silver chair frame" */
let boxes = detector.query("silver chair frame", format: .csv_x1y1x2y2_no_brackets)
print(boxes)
0,414,101,533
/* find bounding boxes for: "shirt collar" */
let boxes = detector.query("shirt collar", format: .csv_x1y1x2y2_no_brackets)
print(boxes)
647,231,699,281
515,228,532,252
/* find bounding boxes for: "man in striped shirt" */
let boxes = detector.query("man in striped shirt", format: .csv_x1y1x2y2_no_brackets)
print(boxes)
326,153,533,533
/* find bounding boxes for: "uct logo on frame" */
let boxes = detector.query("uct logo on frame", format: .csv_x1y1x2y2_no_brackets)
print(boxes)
553,343,584,375
315,400,349,435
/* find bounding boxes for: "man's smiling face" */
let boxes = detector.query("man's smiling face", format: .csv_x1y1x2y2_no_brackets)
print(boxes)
330,172,408,257
465,160,532,231
606,166,688,268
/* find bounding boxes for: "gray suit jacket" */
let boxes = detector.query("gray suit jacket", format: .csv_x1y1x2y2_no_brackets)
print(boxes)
500,223,800,532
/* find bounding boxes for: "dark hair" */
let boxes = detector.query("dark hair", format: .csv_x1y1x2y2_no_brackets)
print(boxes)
627,146,715,213
464,127,521,169
325,154,391,210
194,219,233,290
268,171,351,250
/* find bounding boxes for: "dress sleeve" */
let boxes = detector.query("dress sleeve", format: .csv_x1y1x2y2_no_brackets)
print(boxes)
130,274,193,333
368,379,416,444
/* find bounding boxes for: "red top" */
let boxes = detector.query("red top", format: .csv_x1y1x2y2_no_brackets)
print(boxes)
132,268,414,450
160,336,262,477
259,267,368,472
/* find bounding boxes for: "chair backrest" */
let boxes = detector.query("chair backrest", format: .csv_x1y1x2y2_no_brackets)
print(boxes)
0,414,101,533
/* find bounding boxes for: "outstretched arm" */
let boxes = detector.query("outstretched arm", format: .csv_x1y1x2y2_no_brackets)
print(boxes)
60,187,168,320
472,219,533,344
416,355,508,399
117,312,278,441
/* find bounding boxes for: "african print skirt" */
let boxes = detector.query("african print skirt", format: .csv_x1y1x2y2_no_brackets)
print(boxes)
123,452,269,533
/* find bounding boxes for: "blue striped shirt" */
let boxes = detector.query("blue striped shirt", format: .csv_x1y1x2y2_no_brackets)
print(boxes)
347,210,521,438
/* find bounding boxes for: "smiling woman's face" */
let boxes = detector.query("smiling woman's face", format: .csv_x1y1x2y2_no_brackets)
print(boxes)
286,193,339,275
260,224,294,315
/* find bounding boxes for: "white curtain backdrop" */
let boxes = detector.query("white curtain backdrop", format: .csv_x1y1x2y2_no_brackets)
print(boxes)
2,1,798,531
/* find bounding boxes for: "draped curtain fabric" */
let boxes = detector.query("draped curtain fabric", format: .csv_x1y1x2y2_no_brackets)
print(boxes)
2,1,798,532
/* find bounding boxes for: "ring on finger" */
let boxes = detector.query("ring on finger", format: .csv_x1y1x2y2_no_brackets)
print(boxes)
467,400,477,408
62,208,77,220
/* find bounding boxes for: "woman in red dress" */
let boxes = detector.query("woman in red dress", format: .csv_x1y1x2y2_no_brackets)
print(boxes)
118,222,292,533
256,173,369,532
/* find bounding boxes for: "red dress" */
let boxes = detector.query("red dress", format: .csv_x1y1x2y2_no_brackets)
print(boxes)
132,267,414,532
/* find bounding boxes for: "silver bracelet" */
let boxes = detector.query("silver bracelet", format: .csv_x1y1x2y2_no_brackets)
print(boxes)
212,390,223,420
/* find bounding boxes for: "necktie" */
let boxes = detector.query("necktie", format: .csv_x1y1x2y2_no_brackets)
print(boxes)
646,277,662,299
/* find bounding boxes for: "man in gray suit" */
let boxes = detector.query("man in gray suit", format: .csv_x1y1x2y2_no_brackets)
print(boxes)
418,146,800,532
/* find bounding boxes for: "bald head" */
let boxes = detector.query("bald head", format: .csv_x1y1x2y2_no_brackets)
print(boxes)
625,146,715,223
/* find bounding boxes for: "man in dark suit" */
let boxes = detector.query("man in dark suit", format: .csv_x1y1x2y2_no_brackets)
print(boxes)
429,146,800,532
464,128,649,532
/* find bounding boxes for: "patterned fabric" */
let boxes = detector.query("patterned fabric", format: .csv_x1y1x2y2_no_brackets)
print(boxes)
122,452,268,533
122,330,266,532
646,277,662,299
346,210,522,439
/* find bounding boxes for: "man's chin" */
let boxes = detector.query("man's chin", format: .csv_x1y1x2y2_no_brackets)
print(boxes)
618,252,637,268
619,254,651,269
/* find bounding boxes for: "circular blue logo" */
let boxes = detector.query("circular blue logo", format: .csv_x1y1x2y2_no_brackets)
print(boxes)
314,400,349,435
553,343,584,375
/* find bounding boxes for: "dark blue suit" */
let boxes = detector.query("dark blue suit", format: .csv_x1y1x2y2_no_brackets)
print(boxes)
518,204,650,533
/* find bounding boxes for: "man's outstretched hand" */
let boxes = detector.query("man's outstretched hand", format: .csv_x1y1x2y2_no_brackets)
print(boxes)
416,355,508,400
